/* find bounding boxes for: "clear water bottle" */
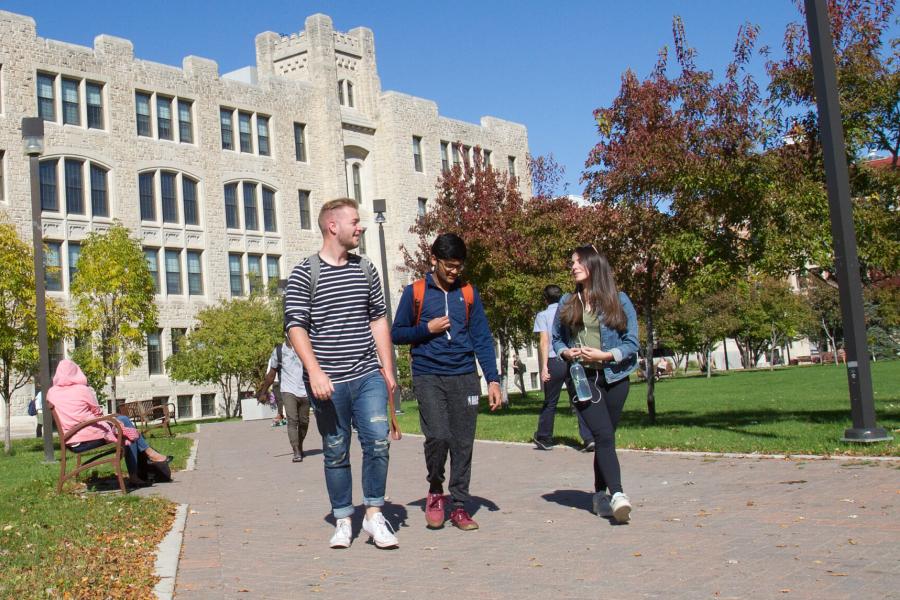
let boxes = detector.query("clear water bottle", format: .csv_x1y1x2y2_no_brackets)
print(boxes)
570,361,593,402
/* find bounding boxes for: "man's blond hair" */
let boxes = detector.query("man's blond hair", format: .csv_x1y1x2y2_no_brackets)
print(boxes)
318,197,359,233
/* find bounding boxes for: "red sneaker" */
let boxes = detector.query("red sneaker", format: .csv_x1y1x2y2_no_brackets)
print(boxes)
449,507,479,531
425,493,446,529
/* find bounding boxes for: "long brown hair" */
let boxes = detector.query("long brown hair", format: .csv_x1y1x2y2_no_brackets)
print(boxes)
558,246,627,332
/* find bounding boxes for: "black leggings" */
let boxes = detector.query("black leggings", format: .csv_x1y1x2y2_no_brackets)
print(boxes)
574,372,629,495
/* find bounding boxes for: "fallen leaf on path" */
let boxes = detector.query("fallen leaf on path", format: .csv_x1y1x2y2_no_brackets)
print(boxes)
847,539,857,545
633,552,642,557
778,480,807,485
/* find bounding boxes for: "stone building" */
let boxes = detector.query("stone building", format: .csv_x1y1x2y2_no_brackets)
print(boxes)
0,10,533,426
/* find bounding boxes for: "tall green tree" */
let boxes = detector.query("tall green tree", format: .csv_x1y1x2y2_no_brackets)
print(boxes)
70,223,157,408
166,296,282,418
0,220,68,454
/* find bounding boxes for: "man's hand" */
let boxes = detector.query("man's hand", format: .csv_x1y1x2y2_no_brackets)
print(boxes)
541,367,551,383
382,369,397,398
488,382,503,411
427,316,451,334
308,369,334,401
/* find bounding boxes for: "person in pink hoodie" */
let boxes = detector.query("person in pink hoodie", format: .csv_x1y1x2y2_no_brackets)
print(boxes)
48,359,171,486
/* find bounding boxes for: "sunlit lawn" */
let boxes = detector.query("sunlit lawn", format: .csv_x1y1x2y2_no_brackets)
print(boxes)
397,361,900,456
0,422,196,599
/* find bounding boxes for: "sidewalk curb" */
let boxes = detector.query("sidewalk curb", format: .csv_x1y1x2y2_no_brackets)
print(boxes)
184,437,198,471
404,433,900,462
153,503,188,600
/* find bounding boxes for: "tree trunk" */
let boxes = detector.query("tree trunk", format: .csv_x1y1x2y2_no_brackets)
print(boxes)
4,400,10,455
723,338,730,370
111,375,117,415
643,274,656,424
706,347,712,379
769,326,777,372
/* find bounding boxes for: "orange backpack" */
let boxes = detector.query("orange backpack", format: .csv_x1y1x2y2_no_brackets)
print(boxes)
411,279,474,325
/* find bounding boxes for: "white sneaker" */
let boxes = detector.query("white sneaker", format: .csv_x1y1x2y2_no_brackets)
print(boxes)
329,517,352,548
610,492,632,523
592,492,614,517
362,512,399,549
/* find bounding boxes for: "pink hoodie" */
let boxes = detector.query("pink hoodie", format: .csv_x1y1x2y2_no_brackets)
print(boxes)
47,359,123,446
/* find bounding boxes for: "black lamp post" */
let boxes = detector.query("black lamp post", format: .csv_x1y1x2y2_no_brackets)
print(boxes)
804,0,890,442
372,199,401,414
23,117,55,462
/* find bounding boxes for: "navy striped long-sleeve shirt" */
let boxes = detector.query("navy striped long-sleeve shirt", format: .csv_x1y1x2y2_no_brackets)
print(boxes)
284,254,386,384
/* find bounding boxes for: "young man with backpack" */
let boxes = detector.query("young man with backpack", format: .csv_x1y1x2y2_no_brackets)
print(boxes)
284,197,400,550
391,233,502,531
258,341,309,462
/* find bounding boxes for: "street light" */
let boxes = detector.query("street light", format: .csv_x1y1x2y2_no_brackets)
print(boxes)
23,117,55,462
372,198,401,414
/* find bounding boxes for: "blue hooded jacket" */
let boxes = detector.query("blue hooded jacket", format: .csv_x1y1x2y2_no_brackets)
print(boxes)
391,273,499,383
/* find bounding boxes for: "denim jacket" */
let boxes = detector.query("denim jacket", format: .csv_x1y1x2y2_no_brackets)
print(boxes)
551,291,639,383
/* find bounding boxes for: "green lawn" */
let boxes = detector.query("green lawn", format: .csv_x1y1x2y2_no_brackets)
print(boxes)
397,361,900,456
0,422,195,599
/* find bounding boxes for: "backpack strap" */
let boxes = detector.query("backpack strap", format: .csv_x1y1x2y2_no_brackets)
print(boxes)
412,278,427,324
275,344,283,381
461,283,474,323
308,253,374,303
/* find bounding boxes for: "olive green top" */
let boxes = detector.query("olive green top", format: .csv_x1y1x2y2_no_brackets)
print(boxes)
575,309,602,352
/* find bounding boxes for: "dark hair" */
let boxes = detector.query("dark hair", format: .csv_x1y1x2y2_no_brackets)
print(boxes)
431,233,467,261
543,284,562,305
558,245,626,332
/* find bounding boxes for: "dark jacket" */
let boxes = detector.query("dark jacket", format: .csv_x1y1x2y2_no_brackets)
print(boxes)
551,291,639,383
391,273,499,383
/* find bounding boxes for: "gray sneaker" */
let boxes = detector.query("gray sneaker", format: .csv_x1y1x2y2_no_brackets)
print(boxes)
610,492,632,523
592,492,613,517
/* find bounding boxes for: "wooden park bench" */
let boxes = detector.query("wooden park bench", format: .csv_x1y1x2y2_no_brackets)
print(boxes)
49,401,127,494
117,398,176,437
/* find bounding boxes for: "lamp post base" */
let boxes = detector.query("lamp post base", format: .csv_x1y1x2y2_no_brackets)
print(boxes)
841,427,892,443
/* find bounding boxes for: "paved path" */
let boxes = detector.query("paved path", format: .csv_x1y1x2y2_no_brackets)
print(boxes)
140,420,899,599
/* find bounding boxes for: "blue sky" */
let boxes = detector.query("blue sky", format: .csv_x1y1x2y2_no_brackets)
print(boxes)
4,1,894,193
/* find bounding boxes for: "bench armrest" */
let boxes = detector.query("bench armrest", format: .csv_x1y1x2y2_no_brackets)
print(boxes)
63,414,124,445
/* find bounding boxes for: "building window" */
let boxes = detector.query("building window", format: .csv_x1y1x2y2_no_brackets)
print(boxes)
165,249,182,295
90,164,108,217
346,81,354,107
186,250,203,295
147,330,162,375
248,254,263,293
440,141,449,172
67,242,81,287
417,197,427,218
220,108,234,150
45,241,62,291
242,182,258,230
61,78,80,126
64,159,84,215
161,171,178,223
139,172,155,221
452,144,460,167
40,159,58,211
262,187,277,232
37,73,55,121
135,92,152,137
224,183,239,228
177,394,193,419
178,100,193,143
238,111,253,153
482,149,492,169
338,80,355,107
0,150,4,203
257,116,270,156
266,256,280,281
48,339,64,380
294,122,307,161
351,164,362,203
144,248,160,293
508,155,517,177
229,253,244,296
171,328,186,355
200,393,216,417
156,96,173,141
86,82,104,129
530,372,538,389
337,80,345,106
298,190,311,230
183,177,198,226
412,136,423,172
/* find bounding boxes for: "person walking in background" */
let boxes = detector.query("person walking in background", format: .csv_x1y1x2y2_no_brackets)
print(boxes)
552,246,639,523
532,284,594,451
284,197,400,550
391,233,503,531
258,341,310,462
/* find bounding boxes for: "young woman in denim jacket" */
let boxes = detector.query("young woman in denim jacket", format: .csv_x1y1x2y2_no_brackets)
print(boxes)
551,245,639,523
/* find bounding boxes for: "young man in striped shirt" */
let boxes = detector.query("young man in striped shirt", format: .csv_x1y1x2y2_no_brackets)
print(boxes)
284,198,399,550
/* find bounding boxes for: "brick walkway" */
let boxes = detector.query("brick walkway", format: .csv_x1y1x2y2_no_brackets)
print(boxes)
140,420,899,599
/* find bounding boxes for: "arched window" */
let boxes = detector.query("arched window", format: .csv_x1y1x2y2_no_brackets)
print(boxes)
39,157,110,218
138,170,201,225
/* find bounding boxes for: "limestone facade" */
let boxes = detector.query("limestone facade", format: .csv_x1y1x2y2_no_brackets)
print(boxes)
0,10,533,420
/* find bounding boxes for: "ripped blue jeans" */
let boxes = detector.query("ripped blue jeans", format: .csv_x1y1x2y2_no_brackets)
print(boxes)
309,370,390,519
